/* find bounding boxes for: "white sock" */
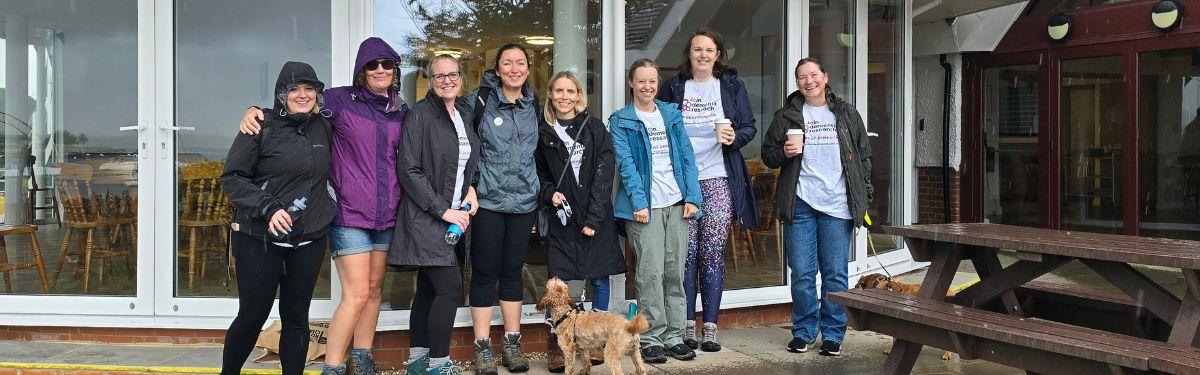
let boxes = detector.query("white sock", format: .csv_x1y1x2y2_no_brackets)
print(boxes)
409,347,429,360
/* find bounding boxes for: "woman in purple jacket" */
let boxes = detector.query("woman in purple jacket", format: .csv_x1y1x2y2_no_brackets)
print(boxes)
657,28,760,353
238,37,434,375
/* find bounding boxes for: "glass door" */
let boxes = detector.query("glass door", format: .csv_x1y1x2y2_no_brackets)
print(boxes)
1059,55,1125,234
983,64,1041,227
156,0,339,317
0,0,155,315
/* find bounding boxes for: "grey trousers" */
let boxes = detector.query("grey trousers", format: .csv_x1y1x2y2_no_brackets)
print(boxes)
626,204,688,348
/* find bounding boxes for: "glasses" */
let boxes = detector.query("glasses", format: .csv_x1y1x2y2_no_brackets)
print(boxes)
364,59,396,71
432,71,462,83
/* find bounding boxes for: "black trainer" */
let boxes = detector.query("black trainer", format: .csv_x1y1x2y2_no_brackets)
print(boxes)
818,340,841,356
640,345,667,364
666,343,696,361
787,337,810,353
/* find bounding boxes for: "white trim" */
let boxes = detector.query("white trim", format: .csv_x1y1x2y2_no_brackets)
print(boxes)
903,0,917,228
603,0,625,122
786,0,805,95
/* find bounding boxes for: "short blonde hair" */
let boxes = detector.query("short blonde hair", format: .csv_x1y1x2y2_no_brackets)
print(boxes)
543,71,588,125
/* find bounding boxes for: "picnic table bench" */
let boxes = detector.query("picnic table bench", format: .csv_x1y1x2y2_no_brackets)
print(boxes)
829,223,1200,374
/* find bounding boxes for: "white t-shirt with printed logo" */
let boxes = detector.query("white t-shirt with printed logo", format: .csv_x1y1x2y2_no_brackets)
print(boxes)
635,106,683,208
681,78,728,180
796,104,850,219
451,111,470,209
552,123,585,184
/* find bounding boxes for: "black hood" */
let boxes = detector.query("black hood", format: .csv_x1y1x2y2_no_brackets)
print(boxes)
273,61,326,112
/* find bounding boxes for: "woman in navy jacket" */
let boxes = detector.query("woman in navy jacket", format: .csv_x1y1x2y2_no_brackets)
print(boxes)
657,28,759,352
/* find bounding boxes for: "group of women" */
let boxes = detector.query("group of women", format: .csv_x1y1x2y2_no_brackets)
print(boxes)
217,27,873,375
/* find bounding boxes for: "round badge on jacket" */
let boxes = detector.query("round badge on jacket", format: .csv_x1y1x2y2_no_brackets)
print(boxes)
494,117,504,126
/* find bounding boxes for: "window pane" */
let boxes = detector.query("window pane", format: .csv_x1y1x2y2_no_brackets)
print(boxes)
625,0,787,297
983,65,1040,227
1138,48,1200,240
866,1,905,254
809,0,855,106
175,0,334,298
1,1,139,296
375,0,604,310
1061,56,1124,234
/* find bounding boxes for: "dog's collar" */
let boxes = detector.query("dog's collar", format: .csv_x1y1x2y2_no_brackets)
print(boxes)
870,277,895,291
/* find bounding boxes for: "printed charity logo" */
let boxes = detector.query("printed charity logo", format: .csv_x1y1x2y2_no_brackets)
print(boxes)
804,120,838,145
682,97,720,124
648,126,670,155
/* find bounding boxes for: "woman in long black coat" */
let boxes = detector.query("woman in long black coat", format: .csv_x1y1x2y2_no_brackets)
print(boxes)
535,71,627,371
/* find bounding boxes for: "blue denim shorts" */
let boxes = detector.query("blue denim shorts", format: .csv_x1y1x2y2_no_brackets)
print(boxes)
329,226,393,258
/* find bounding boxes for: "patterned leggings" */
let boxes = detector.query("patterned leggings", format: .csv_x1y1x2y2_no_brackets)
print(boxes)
685,178,732,323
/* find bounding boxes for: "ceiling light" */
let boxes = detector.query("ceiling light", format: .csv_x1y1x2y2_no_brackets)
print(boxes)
524,36,554,45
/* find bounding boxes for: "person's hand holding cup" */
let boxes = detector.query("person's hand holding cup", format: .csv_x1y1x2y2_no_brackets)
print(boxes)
715,118,735,146
785,128,805,158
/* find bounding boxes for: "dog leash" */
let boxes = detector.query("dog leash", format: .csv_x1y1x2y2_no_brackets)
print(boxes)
862,212,897,290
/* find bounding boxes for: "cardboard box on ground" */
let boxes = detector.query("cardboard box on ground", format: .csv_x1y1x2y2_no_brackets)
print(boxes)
253,320,331,365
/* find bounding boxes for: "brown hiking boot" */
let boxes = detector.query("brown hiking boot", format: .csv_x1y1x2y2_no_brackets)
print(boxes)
473,338,498,375
501,333,529,372
547,329,565,373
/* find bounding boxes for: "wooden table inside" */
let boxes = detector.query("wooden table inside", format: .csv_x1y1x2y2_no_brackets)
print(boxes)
858,223,1200,374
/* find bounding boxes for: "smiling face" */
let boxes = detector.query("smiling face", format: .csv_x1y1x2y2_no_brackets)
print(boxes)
688,35,720,77
795,61,828,100
429,58,462,100
363,59,396,94
628,66,659,106
549,76,581,117
285,83,318,114
496,48,530,90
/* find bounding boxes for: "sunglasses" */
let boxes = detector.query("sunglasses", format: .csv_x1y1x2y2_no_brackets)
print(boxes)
364,59,396,72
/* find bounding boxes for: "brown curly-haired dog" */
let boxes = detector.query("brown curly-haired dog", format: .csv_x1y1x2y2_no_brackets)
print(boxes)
537,278,649,375
854,273,954,360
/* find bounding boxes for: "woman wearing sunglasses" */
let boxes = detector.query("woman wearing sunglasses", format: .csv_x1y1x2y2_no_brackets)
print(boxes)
237,37,414,375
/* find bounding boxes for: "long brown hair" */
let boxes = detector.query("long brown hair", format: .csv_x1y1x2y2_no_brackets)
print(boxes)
794,57,833,97
626,58,659,99
677,27,728,80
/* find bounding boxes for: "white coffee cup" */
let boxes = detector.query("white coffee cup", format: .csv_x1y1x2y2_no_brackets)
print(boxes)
714,118,733,144
787,128,805,153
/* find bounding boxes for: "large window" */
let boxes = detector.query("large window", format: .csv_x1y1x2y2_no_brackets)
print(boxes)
624,0,787,296
375,0,604,310
1138,48,1200,240
1,1,139,296
983,65,1040,228
1060,56,1125,234
866,0,905,254
173,0,334,298
809,0,855,106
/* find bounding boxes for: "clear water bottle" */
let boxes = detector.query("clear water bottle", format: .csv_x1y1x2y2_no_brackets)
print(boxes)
444,203,471,245
271,197,307,241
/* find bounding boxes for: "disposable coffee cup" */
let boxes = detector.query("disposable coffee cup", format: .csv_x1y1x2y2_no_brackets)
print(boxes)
787,129,805,153
714,118,733,144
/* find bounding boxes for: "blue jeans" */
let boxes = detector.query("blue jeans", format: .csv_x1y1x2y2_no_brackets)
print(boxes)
784,199,852,344
590,277,611,312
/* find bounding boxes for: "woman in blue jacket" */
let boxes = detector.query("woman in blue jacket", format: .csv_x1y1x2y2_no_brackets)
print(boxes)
610,58,702,364
658,28,760,352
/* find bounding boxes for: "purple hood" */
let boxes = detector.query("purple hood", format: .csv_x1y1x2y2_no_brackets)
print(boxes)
322,37,408,230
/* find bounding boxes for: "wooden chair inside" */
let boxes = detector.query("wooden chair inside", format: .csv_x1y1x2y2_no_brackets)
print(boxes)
22,155,60,227
178,161,230,289
744,164,782,266
0,224,50,294
50,163,135,293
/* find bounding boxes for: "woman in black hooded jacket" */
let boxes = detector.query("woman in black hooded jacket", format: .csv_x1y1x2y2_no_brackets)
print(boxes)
219,61,336,375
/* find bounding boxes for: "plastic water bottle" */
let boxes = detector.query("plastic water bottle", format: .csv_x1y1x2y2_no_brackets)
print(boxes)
444,204,471,245
272,197,307,241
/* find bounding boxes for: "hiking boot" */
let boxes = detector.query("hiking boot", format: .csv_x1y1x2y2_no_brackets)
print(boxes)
787,337,811,353
666,343,696,360
547,329,565,373
404,354,428,375
818,340,842,356
700,322,722,352
683,320,699,350
640,345,667,364
320,363,347,375
349,348,376,375
473,338,498,375
501,333,529,372
426,360,464,375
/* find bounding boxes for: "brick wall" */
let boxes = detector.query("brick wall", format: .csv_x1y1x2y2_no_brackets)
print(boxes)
0,303,792,369
917,167,961,224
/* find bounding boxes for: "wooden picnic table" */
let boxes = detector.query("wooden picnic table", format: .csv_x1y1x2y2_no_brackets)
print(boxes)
830,223,1200,374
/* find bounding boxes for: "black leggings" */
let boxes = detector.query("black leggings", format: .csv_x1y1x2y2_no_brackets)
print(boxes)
469,209,534,307
409,265,462,357
221,231,326,375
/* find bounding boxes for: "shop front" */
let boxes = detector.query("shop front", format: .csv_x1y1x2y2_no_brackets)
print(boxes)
0,0,919,355
963,0,1200,241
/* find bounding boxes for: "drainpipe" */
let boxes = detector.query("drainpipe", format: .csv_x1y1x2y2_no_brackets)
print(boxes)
940,54,953,224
